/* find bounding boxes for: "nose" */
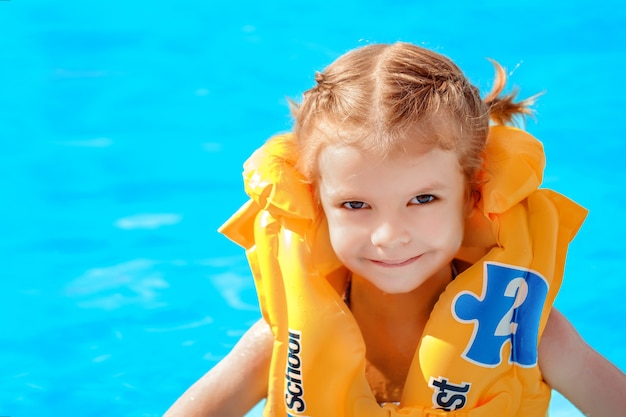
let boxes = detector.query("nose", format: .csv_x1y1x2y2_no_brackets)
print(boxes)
370,218,411,249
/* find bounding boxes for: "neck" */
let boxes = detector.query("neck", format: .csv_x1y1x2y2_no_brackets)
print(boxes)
349,265,453,323
348,264,455,403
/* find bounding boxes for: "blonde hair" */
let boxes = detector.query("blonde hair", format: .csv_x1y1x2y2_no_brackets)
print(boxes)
290,42,536,195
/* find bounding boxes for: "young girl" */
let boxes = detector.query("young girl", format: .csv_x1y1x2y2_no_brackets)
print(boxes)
164,42,626,416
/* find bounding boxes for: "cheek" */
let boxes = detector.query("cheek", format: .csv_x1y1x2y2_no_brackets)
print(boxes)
324,214,362,259
445,207,466,250
417,204,466,248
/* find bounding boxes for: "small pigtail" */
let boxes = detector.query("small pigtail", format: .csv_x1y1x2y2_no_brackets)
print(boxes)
314,71,326,85
484,59,541,126
289,71,332,117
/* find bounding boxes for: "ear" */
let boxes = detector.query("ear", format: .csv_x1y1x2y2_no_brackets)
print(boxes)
464,189,480,219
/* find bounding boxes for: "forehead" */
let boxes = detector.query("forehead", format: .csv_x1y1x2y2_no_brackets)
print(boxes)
318,144,464,194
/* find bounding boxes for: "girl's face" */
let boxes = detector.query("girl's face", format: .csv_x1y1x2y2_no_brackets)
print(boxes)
318,143,468,294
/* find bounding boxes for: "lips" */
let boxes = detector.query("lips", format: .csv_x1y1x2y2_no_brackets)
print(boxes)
370,256,420,267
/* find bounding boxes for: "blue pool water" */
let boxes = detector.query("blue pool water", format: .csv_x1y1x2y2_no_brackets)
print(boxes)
1,1,624,416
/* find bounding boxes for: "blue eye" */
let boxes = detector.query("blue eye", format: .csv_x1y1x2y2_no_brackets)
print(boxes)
411,194,435,205
342,201,369,210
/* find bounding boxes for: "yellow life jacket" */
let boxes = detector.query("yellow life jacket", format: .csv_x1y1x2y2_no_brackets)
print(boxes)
219,126,588,417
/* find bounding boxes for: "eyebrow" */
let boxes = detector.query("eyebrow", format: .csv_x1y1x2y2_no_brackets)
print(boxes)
322,180,449,201
410,181,449,194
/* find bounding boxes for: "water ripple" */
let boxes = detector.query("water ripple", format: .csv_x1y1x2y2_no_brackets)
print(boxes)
114,213,182,230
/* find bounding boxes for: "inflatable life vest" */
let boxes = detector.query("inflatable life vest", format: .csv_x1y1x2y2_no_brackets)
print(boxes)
219,126,588,417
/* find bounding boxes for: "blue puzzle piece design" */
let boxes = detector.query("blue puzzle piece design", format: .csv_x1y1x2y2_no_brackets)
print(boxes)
453,262,549,367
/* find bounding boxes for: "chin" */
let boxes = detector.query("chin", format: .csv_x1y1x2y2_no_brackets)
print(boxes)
371,280,421,295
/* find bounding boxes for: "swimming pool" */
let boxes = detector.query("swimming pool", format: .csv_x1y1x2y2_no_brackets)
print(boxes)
1,1,624,416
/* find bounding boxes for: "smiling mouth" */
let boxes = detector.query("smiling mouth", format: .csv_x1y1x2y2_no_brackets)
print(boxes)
370,256,420,267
